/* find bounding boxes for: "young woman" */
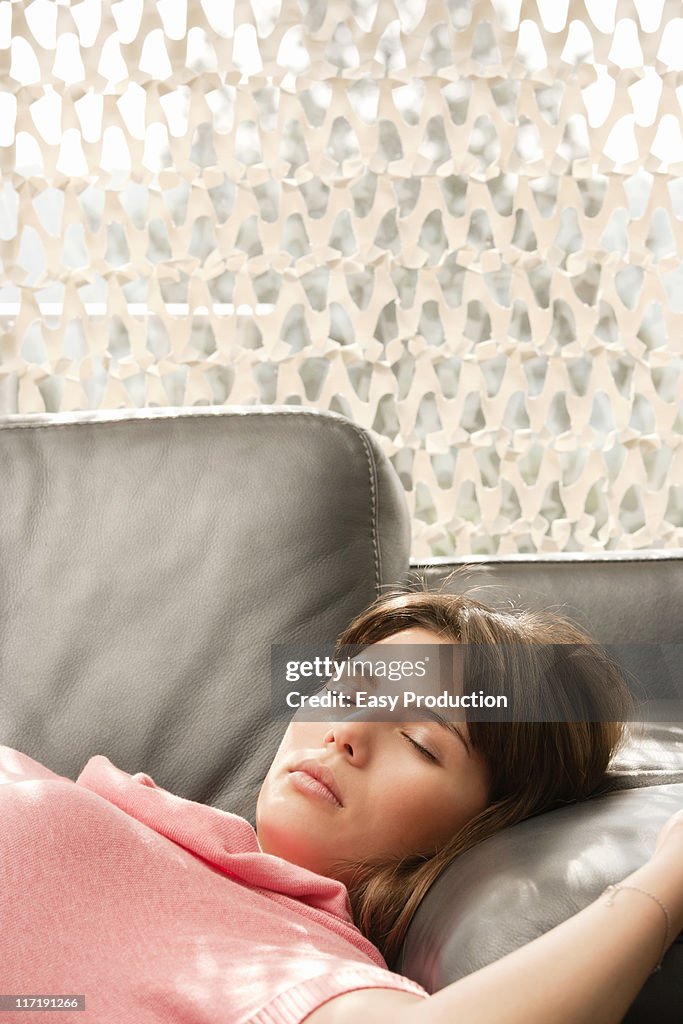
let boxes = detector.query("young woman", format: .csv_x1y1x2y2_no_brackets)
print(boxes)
257,590,683,1023
1,590,681,1024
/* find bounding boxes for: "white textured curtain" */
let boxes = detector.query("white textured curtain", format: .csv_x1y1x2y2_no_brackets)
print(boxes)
0,0,682,556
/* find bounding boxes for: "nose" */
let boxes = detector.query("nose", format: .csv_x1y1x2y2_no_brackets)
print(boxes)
323,720,373,763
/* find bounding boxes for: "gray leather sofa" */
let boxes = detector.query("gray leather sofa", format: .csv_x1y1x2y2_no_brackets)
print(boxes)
1,405,681,1021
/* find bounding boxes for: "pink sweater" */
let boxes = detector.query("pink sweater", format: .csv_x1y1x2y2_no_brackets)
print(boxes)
0,746,429,1023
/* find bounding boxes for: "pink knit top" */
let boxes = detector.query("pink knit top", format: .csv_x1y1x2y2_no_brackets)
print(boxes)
0,746,429,1023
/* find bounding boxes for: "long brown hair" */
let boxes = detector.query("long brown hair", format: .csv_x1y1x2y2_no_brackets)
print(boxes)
325,588,632,968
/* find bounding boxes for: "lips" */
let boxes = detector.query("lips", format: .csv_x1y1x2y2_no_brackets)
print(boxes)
289,761,344,806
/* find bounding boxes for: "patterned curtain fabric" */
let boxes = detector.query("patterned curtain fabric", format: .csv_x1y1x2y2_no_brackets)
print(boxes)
0,0,681,556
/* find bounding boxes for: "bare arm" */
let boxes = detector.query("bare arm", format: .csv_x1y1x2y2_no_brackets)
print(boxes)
305,810,683,1024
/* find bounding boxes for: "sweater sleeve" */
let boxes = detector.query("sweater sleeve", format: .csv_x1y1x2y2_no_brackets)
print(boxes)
244,962,428,1024
245,963,429,1024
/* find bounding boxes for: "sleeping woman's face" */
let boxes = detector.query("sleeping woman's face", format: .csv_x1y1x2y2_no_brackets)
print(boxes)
255,628,491,884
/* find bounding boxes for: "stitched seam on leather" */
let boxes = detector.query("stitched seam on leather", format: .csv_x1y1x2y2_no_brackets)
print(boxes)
0,408,385,595
343,422,382,599
1,409,357,431
412,554,683,565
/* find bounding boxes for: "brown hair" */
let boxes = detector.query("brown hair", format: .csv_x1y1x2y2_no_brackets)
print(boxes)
325,587,632,968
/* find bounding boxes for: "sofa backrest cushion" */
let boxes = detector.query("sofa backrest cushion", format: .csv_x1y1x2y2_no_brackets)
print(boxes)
0,406,410,814
414,553,683,644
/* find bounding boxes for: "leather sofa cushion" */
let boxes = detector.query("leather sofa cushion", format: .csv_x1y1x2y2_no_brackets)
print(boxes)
399,780,683,1023
0,406,410,814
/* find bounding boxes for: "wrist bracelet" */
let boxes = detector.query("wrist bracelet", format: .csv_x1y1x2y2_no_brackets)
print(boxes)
602,884,672,974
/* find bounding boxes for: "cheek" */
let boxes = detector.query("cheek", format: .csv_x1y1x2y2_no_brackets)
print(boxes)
277,721,327,754
388,766,490,852
360,766,442,850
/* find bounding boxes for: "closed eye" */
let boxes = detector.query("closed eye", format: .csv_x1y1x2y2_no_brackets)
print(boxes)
403,733,438,763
